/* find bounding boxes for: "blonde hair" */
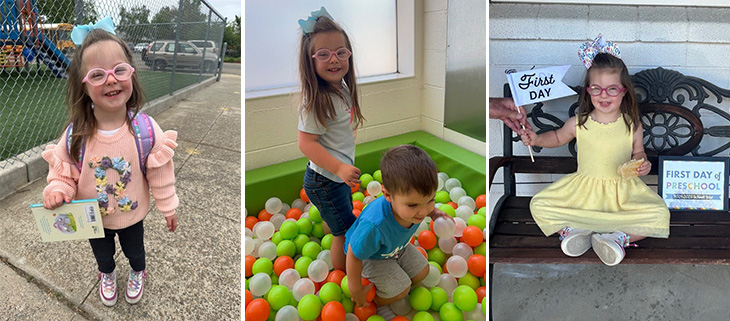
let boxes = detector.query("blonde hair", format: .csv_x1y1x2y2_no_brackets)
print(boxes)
65,29,145,160
298,16,364,129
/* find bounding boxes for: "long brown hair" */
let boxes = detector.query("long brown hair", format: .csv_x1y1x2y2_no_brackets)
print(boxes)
65,29,145,160
577,53,639,132
298,16,364,129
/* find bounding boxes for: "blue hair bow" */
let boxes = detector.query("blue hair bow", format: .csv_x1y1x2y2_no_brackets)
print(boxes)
298,7,334,34
71,16,116,46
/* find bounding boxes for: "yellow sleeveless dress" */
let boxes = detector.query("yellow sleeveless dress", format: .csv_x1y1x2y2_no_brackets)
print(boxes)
530,115,670,238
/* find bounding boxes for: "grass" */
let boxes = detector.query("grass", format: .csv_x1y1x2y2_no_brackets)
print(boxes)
224,56,241,63
0,65,213,161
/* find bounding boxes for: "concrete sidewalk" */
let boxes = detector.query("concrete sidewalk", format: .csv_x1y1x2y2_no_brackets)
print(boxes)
0,74,241,320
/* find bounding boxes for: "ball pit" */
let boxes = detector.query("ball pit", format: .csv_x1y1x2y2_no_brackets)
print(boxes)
246,149,487,321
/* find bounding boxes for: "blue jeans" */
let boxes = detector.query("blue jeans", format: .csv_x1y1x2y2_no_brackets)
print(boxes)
303,166,356,236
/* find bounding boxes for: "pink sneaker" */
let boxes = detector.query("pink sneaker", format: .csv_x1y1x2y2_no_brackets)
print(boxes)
98,270,117,306
125,269,147,304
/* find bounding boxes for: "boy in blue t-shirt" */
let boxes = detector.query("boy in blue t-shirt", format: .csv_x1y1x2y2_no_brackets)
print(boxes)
344,145,453,314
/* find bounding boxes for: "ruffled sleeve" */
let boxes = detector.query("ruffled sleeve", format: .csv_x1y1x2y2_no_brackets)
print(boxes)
147,130,178,168
41,132,79,199
145,116,179,217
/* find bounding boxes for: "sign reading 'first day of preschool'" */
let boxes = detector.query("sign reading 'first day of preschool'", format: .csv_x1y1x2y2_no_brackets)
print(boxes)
505,65,577,106
657,156,730,212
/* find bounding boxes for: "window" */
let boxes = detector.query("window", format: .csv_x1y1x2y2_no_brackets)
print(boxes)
245,1,410,95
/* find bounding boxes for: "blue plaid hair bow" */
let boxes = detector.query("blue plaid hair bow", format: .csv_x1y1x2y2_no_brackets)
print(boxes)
71,16,116,46
298,7,334,34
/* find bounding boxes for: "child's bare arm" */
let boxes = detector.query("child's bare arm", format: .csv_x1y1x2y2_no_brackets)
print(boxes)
632,123,651,176
298,131,361,186
520,116,577,148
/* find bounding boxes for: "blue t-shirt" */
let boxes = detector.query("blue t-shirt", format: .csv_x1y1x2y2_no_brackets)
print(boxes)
344,196,420,260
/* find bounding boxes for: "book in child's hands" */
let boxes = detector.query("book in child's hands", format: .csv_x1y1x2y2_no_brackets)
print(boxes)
30,199,104,242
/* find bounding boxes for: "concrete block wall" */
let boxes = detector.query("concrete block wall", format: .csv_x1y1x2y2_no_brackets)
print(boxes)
489,3,730,216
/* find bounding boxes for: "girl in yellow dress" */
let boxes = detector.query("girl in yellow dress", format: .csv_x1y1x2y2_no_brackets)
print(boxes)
519,36,670,266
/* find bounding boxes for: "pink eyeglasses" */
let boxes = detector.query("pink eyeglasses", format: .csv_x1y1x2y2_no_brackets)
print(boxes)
83,63,135,86
586,85,626,97
312,47,351,62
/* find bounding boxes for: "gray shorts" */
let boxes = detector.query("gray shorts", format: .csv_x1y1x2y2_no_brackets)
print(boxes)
361,243,428,299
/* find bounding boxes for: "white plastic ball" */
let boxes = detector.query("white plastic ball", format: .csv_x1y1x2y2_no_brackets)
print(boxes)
457,196,476,212
455,205,473,222
244,236,254,256
438,172,450,183
300,213,309,220
283,218,297,224
465,304,486,319
438,237,457,254
292,198,306,211
279,203,291,215
249,272,272,297
438,273,458,297
278,268,300,290
449,187,467,203
257,241,277,260
444,177,461,192
433,217,455,238
265,197,283,215
276,305,301,321
345,313,359,321
416,217,432,235
437,176,445,191
317,250,333,270
452,242,474,259
251,238,264,257
244,227,252,237
254,221,275,240
244,208,248,217
304,203,313,213
366,181,382,197
391,295,412,315
421,264,440,288
446,255,468,278
307,259,329,283
453,217,467,237
363,195,376,205
292,278,315,301
269,214,286,231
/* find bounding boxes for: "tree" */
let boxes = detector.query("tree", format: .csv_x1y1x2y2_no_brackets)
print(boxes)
223,15,240,58
118,6,151,43
150,6,178,40
35,0,96,24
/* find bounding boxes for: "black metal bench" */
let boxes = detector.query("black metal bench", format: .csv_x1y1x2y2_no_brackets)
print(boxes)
489,67,730,318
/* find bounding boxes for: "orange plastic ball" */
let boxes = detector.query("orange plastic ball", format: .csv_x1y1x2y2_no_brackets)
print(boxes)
244,255,256,277
325,269,346,285
286,208,303,220
467,254,486,277
475,194,487,209
430,219,434,232
300,188,310,203
353,200,364,211
258,209,273,221
353,209,362,217
447,201,458,210
353,302,377,321
321,301,346,321
476,286,487,303
245,298,270,321
462,226,484,247
361,278,376,302
245,216,258,231
416,246,427,259
392,317,409,321
418,230,437,250
273,256,295,276
245,289,253,308
410,236,415,245
350,182,360,194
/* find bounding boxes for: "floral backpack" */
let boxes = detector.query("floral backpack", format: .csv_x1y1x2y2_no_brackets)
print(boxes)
65,111,155,176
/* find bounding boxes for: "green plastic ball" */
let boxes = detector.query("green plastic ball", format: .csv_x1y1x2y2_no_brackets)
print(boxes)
352,192,365,202
266,285,291,311
429,261,443,274
276,240,296,258
267,308,276,321
427,247,446,267
296,218,314,236
373,170,382,183
482,297,487,315
477,207,487,217
252,258,273,275
438,204,456,217
321,234,333,250
318,282,342,304
360,174,374,189
270,274,279,285
409,286,432,311
468,214,486,230
271,231,283,245
294,234,310,254
367,316,386,321
481,276,486,287
435,191,450,204
439,302,463,321
340,275,351,298
458,272,480,290
453,285,478,311
312,222,325,239
413,311,435,321
308,206,322,223
297,294,322,321
473,242,486,256
341,296,354,313
301,241,322,260
279,221,299,240
295,256,313,277
430,286,448,311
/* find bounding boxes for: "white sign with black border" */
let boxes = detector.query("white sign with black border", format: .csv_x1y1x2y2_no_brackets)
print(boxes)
657,156,729,212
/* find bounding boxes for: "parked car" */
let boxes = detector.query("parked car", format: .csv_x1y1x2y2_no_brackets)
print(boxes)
143,40,218,72
189,40,218,56
134,43,149,53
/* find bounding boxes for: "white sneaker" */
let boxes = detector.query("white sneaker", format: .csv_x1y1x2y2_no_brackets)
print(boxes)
559,227,594,257
98,270,117,306
592,232,630,266
125,269,147,304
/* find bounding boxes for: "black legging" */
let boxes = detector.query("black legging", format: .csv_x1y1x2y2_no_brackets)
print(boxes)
89,220,146,273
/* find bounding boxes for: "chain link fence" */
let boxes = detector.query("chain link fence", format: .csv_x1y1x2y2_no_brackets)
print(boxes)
0,0,226,167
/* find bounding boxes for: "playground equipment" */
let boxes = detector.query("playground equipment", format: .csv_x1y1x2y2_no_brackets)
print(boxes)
0,0,71,77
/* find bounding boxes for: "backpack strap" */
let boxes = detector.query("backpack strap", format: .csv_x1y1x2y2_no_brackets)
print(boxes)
129,112,156,176
65,123,85,173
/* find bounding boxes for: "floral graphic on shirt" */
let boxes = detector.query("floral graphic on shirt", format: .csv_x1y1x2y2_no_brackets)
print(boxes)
89,156,138,216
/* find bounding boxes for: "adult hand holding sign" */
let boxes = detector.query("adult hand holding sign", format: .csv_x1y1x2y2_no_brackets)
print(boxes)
489,97,533,133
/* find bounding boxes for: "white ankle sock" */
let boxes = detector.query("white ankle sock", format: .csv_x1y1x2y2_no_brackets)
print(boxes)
376,304,396,321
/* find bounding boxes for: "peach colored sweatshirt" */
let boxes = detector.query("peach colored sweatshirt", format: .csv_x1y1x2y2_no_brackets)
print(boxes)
42,116,178,230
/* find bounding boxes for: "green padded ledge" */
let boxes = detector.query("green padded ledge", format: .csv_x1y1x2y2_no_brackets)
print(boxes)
245,131,486,215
